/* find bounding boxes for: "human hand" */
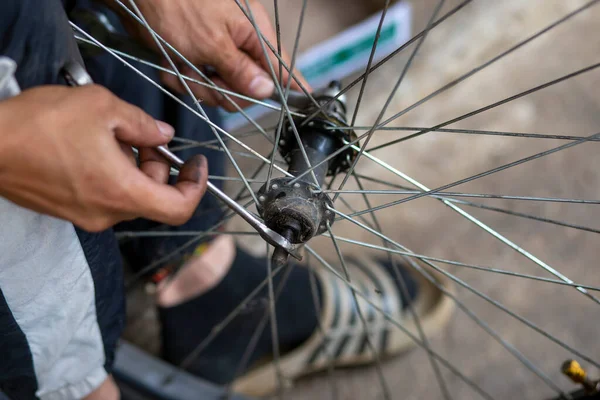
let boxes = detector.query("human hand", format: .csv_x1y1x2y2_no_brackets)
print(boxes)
0,85,207,232
117,0,311,110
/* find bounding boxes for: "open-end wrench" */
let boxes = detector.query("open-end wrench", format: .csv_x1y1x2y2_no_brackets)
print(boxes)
61,61,301,260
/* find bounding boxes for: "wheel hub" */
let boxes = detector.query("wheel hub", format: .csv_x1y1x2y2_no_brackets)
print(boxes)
257,81,358,264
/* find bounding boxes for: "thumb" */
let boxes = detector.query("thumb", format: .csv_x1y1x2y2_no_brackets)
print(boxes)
112,98,175,147
214,43,275,100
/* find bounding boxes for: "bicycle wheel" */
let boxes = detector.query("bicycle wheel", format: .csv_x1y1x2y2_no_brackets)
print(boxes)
71,0,600,399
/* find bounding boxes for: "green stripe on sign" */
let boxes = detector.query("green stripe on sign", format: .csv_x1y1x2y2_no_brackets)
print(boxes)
301,23,397,81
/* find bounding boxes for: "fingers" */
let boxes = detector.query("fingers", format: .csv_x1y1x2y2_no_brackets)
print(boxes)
109,94,175,147
139,147,171,184
237,5,312,93
134,154,209,225
161,64,225,108
213,41,275,101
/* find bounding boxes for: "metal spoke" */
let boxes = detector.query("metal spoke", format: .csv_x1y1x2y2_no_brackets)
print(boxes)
125,154,272,287
331,207,600,370
116,230,258,238
326,223,392,400
267,0,308,188
237,0,320,188
124,0,263,206
352,175,451,400
305,246,495,400
349,0,390,127
162,261,288,384
352,144,600,305
266,244,284,399
348,131,600,218
288,129,374,185
332,182,600,235
332,0,446,203
368,62,600,152
337,125,600,142
326,177,600,204
222,261,297,398
71,23,294,180
73,35,304,119
365,0,600,146
326,235,600,292
299,0,473,128
110,0,288,143
230,1,320,110
168,132,267,153
306,252,340,400
449,198,600,235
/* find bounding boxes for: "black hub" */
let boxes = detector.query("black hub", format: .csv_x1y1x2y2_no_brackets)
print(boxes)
257,81,357,262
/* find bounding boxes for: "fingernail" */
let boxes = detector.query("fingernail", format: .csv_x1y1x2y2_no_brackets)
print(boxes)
249,74,275,99
156,120,175,138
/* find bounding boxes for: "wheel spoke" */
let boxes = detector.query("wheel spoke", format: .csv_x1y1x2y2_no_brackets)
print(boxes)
306,246,496,400
352,175,452,400
365,0,600,146
124,0,264,205
337,125,600,142
326,223,393,400
350,132,600,217
368,61,600,152
231,0,320,110
266,244,285,399
221,261,297,398
332,0,446,203
299,0,473,128
70,23,294,180
330,176,600,204
162,261,288,384
306,252,340,400
108,0,290,143
331,207,600,370
73,35,305,119
326,235,600,292
237,0,320,188
353,145,600,305
450,198,600,235
349,0,391,127
116,230,258,238
267,0,309,188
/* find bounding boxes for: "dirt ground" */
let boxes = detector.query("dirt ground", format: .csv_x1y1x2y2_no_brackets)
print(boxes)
226,1,600,399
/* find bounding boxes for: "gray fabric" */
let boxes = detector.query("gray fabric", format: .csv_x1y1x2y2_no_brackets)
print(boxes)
0,198,107,399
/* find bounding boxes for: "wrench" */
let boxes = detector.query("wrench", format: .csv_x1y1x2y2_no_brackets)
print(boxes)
60,60,300,260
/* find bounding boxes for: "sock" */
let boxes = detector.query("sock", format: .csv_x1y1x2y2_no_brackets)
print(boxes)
159,248,321,384
158,250,419,385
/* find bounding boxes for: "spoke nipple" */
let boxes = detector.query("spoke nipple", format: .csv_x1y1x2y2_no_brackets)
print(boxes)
308,121,314,127
259,195,266,203
279,139,286,146
272,184,279,190
325,209,332,215
293,183,301,188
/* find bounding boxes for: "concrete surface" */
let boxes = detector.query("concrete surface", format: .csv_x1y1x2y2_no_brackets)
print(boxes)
231,1,600,399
